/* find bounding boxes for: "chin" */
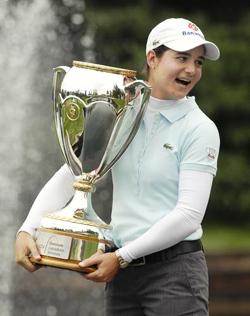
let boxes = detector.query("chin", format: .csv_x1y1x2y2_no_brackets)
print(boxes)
172,93,188,100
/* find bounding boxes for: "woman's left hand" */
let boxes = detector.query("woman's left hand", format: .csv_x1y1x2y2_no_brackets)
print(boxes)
78,250,119,283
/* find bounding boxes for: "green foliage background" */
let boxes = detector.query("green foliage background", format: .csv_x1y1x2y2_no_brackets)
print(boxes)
81,1,250,225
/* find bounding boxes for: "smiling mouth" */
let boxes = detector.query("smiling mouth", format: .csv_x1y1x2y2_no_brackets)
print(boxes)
175,78,191,87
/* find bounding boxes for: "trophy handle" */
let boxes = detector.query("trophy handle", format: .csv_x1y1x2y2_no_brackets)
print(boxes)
53,66,71,165
96,80,151,179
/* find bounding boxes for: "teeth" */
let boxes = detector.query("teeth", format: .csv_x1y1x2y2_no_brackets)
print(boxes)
176,78,191,85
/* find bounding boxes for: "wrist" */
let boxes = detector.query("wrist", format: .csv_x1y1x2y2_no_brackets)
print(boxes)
115,249,129,268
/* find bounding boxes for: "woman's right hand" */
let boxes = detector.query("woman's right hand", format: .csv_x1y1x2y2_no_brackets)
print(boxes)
15,231,43,272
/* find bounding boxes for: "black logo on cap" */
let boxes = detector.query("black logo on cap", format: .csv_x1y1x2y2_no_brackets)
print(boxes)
153,40,160,46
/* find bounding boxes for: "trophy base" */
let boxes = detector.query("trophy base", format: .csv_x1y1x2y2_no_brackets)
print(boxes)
31,225,113,273
30,256,96,273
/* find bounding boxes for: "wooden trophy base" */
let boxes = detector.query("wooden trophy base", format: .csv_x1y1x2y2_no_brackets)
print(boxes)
30,255,96,273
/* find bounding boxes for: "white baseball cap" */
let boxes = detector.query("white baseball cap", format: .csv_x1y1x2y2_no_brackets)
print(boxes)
146,18,220,60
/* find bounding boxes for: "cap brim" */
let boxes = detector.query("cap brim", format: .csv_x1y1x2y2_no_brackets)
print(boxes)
164,36,220,61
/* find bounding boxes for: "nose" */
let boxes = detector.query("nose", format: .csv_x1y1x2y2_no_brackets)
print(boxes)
184,61,196,75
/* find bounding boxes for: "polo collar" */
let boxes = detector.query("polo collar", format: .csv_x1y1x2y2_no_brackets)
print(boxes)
158,96,198,123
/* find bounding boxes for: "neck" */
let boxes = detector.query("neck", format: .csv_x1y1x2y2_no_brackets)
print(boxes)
150,88,185,101
148,96,187,111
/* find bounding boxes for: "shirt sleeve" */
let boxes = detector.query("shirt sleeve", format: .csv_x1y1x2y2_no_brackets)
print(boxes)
119,170,213,262
17,164,75,238
180,122,220,176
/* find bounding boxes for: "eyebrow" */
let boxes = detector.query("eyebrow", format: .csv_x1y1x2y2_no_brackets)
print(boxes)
176,52,205,60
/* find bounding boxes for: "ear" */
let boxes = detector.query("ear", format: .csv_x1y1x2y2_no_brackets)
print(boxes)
146,50,156,69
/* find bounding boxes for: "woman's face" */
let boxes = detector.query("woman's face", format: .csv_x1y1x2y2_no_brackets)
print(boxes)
147,46,205,100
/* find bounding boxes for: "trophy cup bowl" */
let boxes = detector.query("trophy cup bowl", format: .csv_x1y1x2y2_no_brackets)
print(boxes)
30,61,151,272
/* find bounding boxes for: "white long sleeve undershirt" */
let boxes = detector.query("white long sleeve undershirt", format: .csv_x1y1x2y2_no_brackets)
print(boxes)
18,164,75,238
119,170,213,262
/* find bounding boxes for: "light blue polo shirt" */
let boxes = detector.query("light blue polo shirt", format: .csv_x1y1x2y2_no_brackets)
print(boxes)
104,96,220,248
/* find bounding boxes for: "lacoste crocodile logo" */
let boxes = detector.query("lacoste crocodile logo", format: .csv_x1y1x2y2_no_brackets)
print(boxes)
163,143,173,150
153,39,160,46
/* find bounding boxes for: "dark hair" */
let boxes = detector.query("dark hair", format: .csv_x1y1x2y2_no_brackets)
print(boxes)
143,45,169,79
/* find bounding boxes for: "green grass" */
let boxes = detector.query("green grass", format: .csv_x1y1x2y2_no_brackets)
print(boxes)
201,223,250,254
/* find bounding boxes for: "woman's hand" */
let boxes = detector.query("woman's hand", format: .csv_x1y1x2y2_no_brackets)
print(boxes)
15,231,43,272
78,250,119,283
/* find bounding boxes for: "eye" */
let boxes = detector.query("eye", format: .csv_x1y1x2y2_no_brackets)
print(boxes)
178,56,187,62
196,59,204,66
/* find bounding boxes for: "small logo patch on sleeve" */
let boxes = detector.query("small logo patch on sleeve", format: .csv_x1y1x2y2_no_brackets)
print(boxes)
206,147,217,160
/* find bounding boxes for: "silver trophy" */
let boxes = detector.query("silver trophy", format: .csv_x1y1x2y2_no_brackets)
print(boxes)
30,61,151,272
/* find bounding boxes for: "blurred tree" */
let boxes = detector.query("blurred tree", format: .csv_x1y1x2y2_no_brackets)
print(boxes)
83,1,250,224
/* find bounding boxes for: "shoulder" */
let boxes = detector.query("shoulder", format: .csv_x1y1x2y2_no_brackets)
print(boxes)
184,97,219,136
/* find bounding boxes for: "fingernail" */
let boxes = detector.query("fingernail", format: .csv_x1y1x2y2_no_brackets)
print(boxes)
35,255,41,260
79,262,85,267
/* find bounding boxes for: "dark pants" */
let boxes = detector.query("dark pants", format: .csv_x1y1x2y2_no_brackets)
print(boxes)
105,250,209,316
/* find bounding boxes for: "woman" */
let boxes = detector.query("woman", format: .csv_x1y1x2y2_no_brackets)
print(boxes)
16,18,220,316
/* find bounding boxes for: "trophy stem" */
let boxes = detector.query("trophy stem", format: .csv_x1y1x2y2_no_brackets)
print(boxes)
73,172,96,192
72,173,96,220
73,179,96,193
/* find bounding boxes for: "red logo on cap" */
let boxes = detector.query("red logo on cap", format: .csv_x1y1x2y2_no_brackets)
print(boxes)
188,23,198,31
